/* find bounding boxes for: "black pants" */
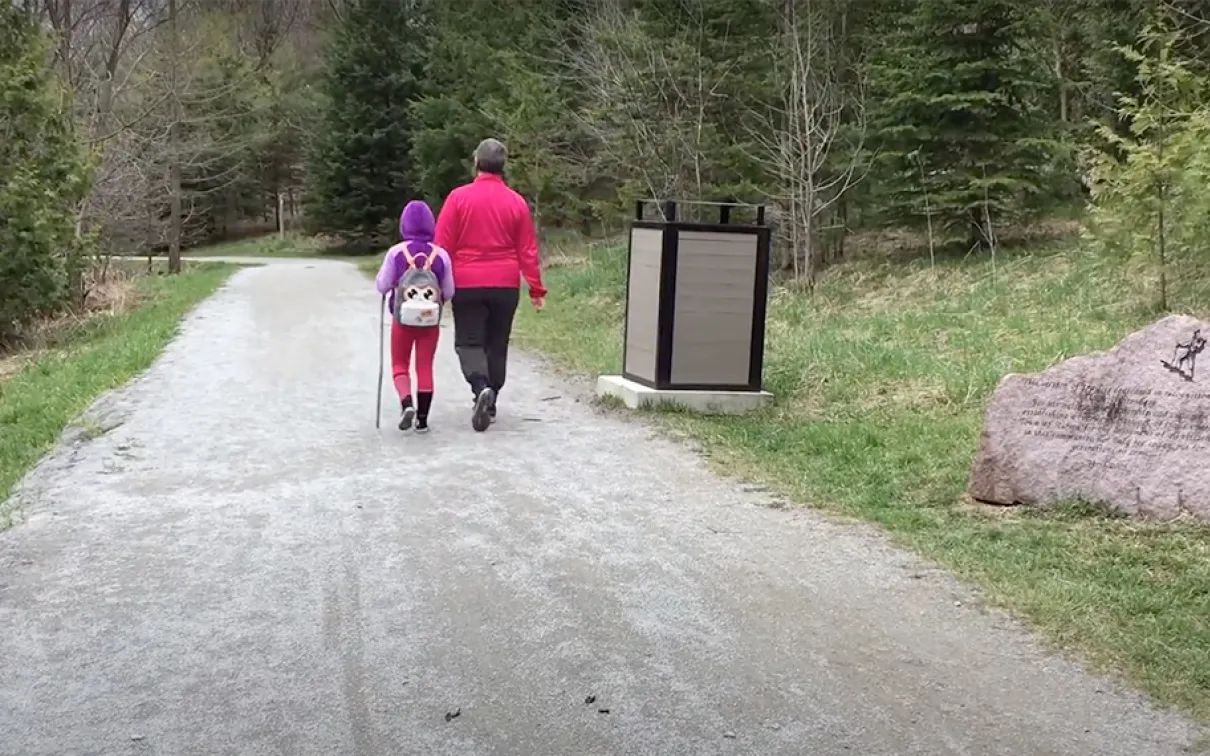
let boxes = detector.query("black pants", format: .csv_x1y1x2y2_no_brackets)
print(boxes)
452,287,520,398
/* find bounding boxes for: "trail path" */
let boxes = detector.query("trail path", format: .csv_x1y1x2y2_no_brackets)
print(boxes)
0,259,1199,755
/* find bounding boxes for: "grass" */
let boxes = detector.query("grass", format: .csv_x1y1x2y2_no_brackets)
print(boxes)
355,255,383,278
197,229,596,279
182,232,391,276
511,234,1210,723
0,262,236,529
181,233,324,258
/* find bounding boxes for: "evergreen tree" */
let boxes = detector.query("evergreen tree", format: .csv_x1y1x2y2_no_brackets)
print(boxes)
409,0,581,210
867,0,1070,247
304,0,428,242
0,4,92,343
407,0,501,207
1085,20,1210,311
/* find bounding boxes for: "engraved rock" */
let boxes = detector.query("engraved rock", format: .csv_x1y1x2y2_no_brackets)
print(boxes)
969,314,1210,521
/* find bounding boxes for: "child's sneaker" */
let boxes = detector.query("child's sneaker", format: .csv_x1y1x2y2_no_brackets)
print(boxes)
398,400,415,431
414,419,430,434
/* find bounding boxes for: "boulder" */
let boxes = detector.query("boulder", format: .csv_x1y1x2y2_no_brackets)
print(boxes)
968,314,1210,521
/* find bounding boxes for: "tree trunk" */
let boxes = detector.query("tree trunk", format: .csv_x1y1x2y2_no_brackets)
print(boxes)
1157,181,1168,312
1055,36,1068,122
167,0,183,275
1157,107,1169,312
836,194,848,261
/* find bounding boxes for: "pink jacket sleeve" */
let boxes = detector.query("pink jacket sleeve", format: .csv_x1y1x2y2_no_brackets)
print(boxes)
434,193,460,257
515,199,546,299
436,247,455,302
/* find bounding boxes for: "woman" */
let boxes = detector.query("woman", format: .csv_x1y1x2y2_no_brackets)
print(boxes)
434,138,547,432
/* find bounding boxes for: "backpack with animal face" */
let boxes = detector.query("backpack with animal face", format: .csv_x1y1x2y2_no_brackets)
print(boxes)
393,247,444,328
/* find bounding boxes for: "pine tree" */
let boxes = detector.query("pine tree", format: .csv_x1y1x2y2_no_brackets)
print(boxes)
304,0,428,242
1086,19,1210,311
867,0,1069,248
0,4,92,343
407,1,499,207
409,0,577,207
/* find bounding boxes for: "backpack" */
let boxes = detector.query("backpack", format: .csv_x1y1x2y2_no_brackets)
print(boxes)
393,247,444,328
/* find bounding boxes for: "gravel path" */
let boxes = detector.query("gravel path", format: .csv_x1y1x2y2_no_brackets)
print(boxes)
0,259,1200,755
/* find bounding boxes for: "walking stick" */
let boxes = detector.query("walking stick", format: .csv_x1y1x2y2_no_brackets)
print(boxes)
376,294,385,429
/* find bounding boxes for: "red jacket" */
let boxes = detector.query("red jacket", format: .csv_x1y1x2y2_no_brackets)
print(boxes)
434,174,547,298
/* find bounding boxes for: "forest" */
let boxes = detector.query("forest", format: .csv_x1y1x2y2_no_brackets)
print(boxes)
3,0,1210,340
7,0,1210,719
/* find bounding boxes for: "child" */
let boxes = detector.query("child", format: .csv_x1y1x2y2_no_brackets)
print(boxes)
374,201,455,433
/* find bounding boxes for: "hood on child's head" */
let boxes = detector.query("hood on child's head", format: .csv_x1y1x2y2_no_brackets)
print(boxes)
400,200,435,242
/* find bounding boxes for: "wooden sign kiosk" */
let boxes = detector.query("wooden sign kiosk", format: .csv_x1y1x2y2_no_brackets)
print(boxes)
597,199,774,413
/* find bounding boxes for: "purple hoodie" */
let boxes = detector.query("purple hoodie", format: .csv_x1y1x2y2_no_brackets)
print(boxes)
375,200,455,312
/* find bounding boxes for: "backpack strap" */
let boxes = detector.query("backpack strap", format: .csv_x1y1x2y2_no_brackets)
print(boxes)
400,246,438,271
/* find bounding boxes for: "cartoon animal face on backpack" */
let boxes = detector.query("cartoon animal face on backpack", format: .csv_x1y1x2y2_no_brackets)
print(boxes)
404,283,439,303
394,250,444,328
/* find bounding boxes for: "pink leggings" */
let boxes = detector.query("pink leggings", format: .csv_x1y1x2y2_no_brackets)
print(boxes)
391,321,440,399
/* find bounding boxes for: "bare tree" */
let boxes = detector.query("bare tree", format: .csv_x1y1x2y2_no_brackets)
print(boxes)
29,0,312,267
564,0,735,216
165,0,182,272
1166,0,1210,27
196,0,306,64
750,0,865,283
1027,0,1088,124
27,0,170,279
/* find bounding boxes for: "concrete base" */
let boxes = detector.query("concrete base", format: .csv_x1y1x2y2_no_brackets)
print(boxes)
596,375,773,414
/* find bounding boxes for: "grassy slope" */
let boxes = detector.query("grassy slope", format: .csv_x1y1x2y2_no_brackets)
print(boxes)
181,235,318,257
0,263,235,527
186,233,388,277
183,233,382,264
512,238,1210,722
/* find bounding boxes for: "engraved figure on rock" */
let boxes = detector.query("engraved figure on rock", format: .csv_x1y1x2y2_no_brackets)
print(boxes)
1161,329,1205,382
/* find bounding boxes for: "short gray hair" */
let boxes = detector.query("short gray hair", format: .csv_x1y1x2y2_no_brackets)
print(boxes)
473,138,507,175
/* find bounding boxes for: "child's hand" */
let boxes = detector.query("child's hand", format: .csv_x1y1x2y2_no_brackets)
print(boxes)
532,296,545,312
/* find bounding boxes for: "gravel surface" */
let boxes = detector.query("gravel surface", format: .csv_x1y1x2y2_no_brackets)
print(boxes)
0,259,1200,755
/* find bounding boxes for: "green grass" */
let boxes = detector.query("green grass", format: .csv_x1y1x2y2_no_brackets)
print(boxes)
182,233,389,276
181,234,323,258
512,236,1210,722
0,263,236,529
355,255,383,278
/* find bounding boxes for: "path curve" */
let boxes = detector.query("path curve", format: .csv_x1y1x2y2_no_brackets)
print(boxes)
0,259,1200,755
